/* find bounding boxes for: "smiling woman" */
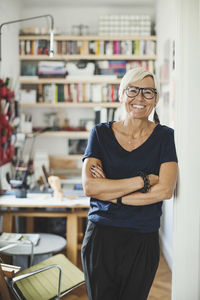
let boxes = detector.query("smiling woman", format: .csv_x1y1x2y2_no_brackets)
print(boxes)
81,67,178,300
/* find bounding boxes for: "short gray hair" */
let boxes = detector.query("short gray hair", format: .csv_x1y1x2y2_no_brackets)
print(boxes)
119,67,159,103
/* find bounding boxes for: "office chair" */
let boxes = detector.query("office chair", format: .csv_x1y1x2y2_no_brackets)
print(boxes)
0,253,85,300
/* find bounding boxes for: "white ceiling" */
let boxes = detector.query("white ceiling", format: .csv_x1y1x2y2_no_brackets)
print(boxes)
22,0,156,7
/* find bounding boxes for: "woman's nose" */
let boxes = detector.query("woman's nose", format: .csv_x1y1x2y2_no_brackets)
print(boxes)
136,89,144,99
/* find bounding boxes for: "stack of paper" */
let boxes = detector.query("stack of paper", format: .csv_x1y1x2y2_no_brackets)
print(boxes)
0,233,40,246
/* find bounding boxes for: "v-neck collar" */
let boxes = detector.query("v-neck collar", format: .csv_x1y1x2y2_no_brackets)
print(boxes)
109,121,160,153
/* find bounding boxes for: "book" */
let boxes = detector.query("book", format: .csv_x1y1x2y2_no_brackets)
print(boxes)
43,84,55,103
0,233,40,246
57,84,64,102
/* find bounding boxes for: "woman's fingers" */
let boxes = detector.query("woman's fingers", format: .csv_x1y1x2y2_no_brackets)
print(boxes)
96,165,106,178
90,168,101,177
90,169,97,177
90,165,106,178
90,167,104,178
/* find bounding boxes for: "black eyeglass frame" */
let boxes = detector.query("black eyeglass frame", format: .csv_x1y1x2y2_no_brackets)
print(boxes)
125,86,157,100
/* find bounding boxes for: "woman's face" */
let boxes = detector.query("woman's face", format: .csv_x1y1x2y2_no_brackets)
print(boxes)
121,76,157,121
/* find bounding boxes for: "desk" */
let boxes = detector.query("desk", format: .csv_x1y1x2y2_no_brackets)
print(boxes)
0,193,90,265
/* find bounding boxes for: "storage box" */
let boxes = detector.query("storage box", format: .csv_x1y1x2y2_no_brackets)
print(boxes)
66,61,95,76
20,89,37,104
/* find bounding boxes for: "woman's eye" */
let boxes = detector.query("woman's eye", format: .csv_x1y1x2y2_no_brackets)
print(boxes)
144,90,152,94
129,89,137,93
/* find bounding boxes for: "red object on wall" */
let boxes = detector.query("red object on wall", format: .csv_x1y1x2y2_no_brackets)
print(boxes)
0,79,16,166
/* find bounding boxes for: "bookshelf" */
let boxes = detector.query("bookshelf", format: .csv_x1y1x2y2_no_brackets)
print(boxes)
19,35,156,40
20,55,156,61
19,34,156,163
27,131,90,138
19,34,156,104
19,77,122,84
20,102,121,108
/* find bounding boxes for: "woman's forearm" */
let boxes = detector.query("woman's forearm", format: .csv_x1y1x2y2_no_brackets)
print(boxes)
83,173,158,201
122,182,173,206
83,176,144,200
82,159,159,201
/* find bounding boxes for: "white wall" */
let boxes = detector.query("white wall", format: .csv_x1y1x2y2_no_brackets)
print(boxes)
21,4,155,35
0,0,22,189
172,0,200,298
156,0,176,270
0,0,22,89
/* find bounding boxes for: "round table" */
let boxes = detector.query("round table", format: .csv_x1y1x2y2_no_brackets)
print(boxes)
1,233,66,270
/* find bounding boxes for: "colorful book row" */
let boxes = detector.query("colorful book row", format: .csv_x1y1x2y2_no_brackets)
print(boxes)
42,83,120,104
19,39,156,56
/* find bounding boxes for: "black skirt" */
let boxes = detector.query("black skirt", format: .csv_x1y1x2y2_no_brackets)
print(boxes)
81,221,160,300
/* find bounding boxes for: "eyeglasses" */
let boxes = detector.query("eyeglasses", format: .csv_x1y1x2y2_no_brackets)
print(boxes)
125,86,157,100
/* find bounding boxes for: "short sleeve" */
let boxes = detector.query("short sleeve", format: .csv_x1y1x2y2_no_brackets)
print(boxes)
160,129,178,164
82,126,101,162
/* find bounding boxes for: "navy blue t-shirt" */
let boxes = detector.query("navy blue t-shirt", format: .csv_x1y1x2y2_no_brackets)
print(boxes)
83,121,178,232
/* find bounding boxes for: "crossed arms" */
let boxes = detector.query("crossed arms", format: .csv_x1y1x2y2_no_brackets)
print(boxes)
82,157,178,206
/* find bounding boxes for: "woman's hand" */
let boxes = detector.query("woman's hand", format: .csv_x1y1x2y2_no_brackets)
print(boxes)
90,164,106,178
149,174,159,186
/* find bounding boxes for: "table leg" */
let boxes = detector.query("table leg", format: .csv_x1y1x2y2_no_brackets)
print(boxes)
66,214,78,265
2,213,13,232
78,217,83,241
26,208,34,233
26,218,34,232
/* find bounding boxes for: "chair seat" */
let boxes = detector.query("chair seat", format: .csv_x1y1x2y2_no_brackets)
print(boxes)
15,254,85,300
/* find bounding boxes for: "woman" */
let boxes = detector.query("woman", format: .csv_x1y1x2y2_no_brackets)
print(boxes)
81,67,178,300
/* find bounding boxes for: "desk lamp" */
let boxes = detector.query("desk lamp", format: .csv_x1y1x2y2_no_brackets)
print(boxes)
7,128,49,198
0,14,54,61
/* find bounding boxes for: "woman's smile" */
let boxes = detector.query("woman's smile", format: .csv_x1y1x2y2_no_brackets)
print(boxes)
130,104,146,110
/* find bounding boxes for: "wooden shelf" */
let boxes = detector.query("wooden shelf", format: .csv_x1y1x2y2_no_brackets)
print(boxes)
20,102,120,108
19,35,157,41
20,54,156,61
19,77,121,84
25,131,90,138
50,154,83,160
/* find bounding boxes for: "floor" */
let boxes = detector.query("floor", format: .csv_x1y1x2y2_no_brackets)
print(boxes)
63,252,172,300
148,253,172,300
